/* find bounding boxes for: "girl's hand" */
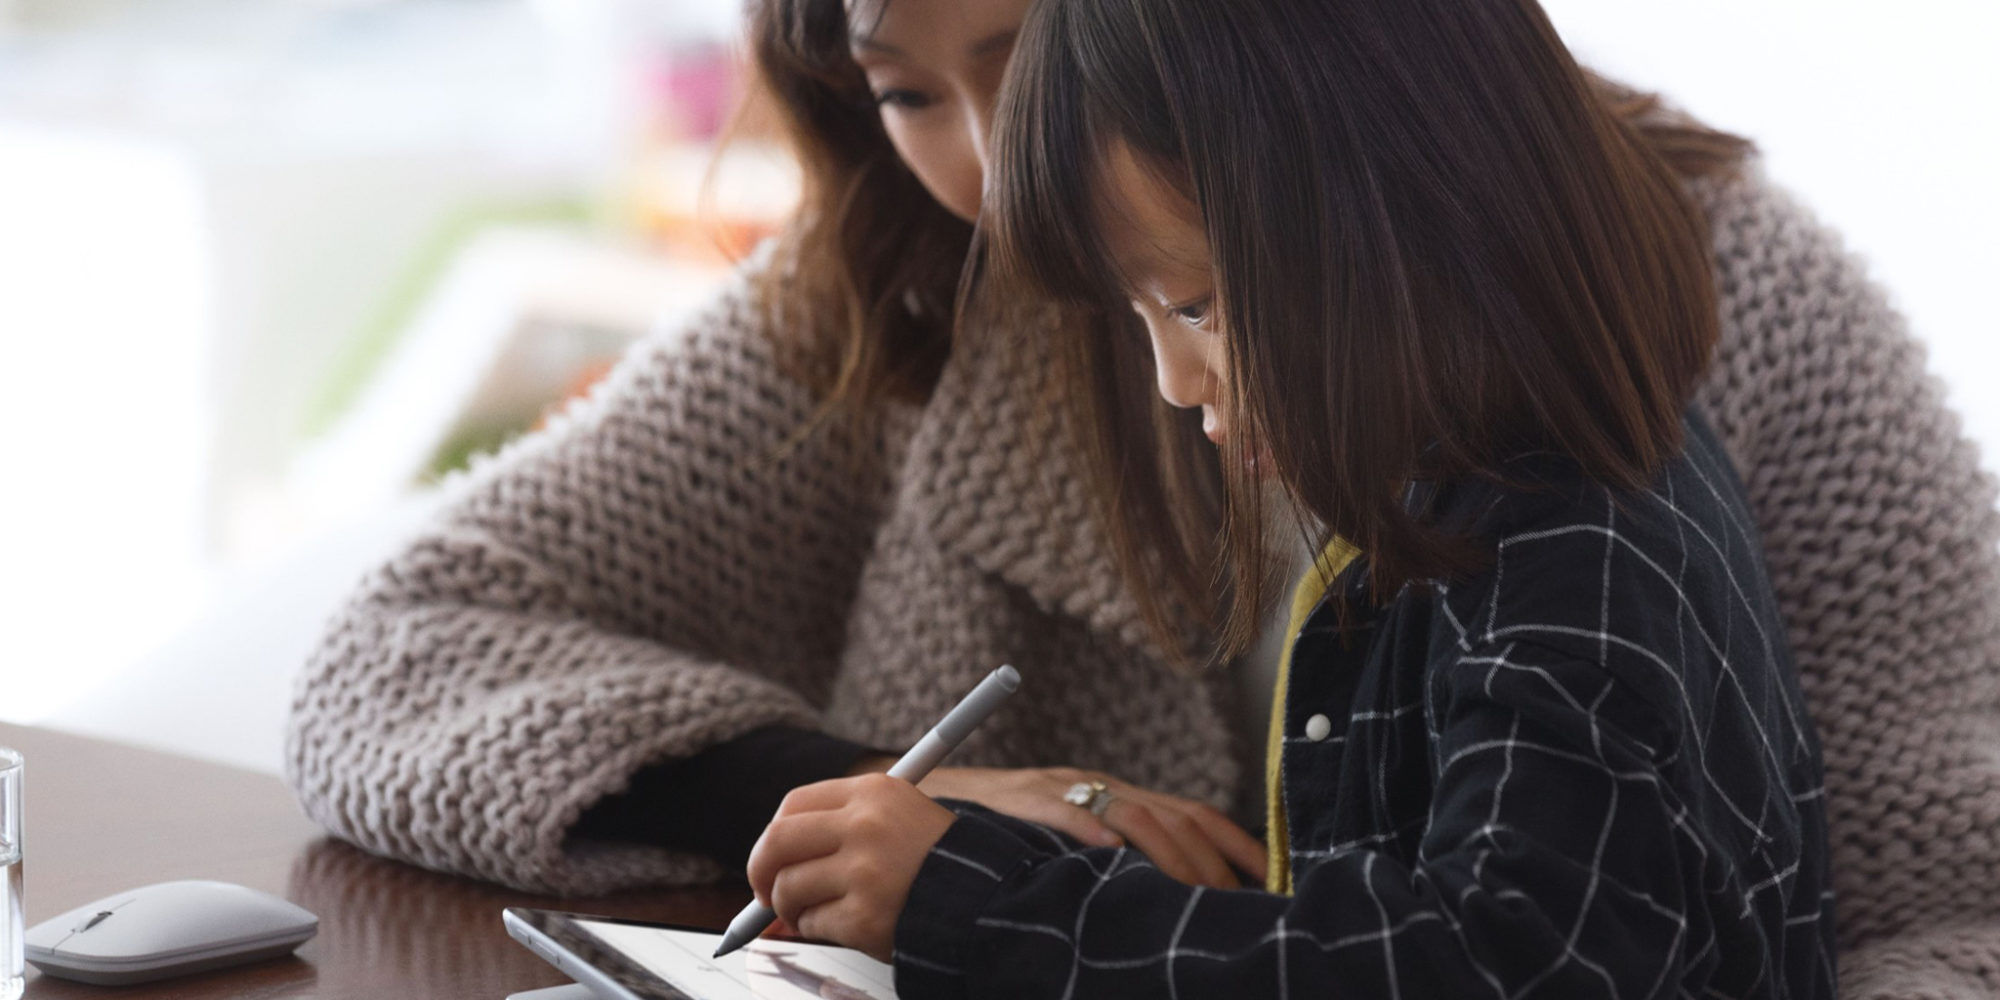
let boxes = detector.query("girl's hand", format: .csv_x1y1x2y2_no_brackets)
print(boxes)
746,773,956,962
850,760,1265,889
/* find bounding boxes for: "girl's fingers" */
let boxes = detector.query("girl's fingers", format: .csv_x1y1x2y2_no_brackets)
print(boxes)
793,895,891,961
774,779,856,817
746,813,846,902
767,854,848,931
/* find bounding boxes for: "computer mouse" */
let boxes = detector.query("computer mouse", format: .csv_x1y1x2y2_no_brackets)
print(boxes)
24,879,318,985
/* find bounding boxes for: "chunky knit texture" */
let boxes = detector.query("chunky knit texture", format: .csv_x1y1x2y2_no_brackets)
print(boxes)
1686,171,2000,997
286,165,2000,997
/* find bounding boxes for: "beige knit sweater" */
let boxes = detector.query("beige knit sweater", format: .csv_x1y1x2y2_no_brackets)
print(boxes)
286,165,2000,997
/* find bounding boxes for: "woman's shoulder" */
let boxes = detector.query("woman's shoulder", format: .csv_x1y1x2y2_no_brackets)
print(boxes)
440,239,907,501
638,238,793,361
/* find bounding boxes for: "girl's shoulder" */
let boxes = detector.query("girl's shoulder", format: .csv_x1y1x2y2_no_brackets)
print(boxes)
1419,409,1784,678
1440,408,1747,546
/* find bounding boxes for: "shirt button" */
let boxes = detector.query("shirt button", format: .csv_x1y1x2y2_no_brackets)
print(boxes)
1304,714,1333,741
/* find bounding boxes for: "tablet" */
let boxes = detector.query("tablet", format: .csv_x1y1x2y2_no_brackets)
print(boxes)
503,908,900,1000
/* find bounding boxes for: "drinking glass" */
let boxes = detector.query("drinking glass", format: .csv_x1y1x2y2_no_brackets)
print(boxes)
1,748,21,1000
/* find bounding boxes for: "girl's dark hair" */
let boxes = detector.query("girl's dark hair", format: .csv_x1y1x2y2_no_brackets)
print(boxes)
745,0,971,408
984,0,1751,663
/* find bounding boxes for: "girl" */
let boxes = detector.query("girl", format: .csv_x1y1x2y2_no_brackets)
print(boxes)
744,0,1837,996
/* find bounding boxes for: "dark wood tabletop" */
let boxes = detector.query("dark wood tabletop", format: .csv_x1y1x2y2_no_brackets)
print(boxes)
0,722,749,999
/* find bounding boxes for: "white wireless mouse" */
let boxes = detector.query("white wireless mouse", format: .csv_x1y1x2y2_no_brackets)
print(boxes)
24,879,318,985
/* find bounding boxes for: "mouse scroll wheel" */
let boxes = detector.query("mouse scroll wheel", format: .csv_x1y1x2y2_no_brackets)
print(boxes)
77,910,115,932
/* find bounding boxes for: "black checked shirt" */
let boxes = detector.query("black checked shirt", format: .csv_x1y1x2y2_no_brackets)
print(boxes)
893,412,1836,1000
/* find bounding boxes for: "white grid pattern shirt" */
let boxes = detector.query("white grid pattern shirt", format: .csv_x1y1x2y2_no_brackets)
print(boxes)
893,411,1836,1000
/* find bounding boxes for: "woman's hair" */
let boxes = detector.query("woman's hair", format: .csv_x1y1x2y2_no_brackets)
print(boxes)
746,0,972,409
984,0,1752,663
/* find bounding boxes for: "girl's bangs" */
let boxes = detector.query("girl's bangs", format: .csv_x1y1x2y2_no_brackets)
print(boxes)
984,1,1129,312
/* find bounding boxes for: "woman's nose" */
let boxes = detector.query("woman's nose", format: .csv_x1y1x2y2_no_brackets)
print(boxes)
968,97,995,183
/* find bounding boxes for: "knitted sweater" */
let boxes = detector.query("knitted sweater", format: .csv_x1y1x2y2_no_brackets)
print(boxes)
284,165,2000,998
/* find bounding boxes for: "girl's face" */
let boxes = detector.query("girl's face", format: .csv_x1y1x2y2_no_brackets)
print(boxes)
847,0,1035,224
1098,144,1234,449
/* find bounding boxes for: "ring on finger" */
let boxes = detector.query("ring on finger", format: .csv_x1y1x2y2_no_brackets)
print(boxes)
1062,780,1115,817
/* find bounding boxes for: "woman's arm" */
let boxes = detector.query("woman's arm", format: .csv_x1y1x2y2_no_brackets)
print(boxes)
284,257,903,895
573,725,888,868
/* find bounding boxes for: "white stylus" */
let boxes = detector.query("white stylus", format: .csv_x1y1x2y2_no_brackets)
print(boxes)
712,664,1022,958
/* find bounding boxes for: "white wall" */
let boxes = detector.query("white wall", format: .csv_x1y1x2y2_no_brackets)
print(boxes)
0,0,616,725
1540,0,2000,469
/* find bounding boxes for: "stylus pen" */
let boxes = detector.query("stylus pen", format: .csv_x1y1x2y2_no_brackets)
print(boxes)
713,663,1023,958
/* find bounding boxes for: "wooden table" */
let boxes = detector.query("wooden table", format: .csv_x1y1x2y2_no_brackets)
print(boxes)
0,723,748,999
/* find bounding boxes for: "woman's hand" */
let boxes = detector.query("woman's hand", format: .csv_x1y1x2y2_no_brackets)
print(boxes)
746,774,956,962
849,759,1265,889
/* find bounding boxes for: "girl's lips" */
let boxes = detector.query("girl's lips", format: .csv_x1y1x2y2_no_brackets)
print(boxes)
1198,411,1274,476
1205,431,1276,477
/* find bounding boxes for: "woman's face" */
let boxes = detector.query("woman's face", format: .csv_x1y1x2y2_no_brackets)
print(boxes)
1097,143,1234,450
846,0,1035,223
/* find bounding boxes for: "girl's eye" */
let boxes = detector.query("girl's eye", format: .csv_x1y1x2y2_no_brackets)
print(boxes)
872,88,935,110
1169,297,1214,328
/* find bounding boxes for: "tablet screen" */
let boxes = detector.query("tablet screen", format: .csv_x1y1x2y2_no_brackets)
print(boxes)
507,909,900,1000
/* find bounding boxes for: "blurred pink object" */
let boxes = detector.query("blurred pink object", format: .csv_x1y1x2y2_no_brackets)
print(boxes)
654,43,737,140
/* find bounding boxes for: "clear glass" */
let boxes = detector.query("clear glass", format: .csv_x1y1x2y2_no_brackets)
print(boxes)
1,748,20,1000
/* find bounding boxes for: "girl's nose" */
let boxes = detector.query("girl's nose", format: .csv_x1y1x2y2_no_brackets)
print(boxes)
1148,332,1214,410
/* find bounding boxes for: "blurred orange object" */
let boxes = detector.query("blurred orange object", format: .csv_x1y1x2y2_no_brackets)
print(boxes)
536,358,621,431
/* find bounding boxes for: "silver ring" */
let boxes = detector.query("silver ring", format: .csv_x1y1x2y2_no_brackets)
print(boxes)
1063,780,1115,817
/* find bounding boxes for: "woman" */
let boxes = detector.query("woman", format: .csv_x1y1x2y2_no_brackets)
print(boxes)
284,0,2000,991
745,0,1835,995
286,0,1268,896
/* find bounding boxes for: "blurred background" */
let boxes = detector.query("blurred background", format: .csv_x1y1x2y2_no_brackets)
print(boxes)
0,0,1994,777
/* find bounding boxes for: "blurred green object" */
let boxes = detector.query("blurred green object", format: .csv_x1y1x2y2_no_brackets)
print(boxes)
300,198,597,443
426,421,523,483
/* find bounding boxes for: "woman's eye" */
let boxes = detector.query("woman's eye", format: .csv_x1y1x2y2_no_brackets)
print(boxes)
872,88,934,110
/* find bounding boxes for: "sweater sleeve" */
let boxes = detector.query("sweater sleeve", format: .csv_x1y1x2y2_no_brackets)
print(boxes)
893,643,1711,1000
573,725,885,869
283,254,903,895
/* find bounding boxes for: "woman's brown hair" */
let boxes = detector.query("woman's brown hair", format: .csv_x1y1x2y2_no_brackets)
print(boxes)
745,0,972,409
983,0,1752,663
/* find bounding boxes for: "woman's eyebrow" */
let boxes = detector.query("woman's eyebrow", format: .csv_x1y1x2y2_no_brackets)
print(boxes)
968,30,1018,58
851,29,1017,60
851,36,902,57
